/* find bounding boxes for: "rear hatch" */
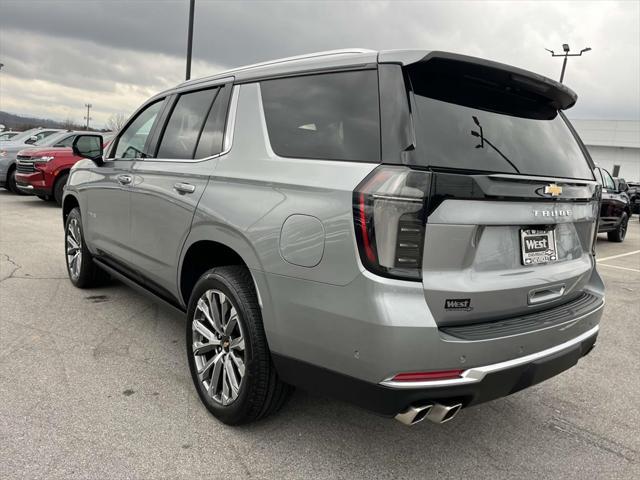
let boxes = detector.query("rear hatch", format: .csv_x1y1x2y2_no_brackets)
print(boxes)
408,55,599,326
355,53,600,327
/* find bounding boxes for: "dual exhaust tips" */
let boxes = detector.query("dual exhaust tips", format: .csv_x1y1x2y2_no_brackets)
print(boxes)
395,402,462,426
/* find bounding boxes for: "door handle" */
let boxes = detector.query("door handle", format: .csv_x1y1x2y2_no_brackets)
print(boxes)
174,182,196,194
116,174,132,185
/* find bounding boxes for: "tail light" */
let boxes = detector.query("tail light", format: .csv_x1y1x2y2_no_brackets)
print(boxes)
353,166,431,280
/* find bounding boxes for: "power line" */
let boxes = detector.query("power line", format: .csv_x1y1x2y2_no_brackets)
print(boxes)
186,0,195,80
84,103,92,129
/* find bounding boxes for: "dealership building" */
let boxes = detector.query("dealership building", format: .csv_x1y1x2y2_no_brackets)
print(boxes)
570,119,640,182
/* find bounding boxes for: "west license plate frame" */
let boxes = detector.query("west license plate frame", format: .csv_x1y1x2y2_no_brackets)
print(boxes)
520,228,558,265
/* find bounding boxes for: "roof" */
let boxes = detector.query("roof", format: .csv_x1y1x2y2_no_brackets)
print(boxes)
570,119,640,149
152,49,574,110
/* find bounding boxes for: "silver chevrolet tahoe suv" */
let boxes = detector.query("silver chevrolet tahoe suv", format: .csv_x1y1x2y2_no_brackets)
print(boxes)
63,49,604,426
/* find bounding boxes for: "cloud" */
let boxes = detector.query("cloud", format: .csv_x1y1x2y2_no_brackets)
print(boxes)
0,0,638,127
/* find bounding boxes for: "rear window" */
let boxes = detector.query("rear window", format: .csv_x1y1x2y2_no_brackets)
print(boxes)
260,70,380,162
407,62,593,180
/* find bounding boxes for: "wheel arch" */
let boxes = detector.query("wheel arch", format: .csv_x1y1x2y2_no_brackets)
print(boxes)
62,193,80,224
178,233,263,308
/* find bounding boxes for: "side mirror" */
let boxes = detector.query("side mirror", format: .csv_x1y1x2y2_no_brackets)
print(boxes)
72,134,104,166
25,135,38,144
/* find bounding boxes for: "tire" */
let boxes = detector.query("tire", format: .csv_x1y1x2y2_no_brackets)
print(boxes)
64,207,105,288
53,173,69,206
607,212,628,242
7,167,27,195
37,194,51,201
186,265,291,425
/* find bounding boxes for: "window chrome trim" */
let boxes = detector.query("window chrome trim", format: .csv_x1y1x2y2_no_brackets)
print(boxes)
380,324,600,389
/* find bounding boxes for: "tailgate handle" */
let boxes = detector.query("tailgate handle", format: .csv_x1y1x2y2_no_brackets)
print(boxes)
528,284,565,305
174,182,196,194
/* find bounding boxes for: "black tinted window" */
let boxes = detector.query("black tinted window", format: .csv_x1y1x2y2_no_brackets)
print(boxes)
194,85,232,158
602,169,615,189
158,88,217,159
407,65,593,180
54,135,75,147
115,101,163,158
261,70,380,162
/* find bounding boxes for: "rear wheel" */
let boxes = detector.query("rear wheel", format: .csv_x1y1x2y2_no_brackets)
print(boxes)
64,207,105,287
607,213,628,242
53,173,69,206
186,266,291,425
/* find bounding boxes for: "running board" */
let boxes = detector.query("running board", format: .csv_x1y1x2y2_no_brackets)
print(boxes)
93,258,186,317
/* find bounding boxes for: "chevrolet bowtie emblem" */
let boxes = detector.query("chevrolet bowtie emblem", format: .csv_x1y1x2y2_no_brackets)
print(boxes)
544,184,562,196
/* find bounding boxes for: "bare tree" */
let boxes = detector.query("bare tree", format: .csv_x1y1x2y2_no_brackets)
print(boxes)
62,117,79,129
105,113,128,133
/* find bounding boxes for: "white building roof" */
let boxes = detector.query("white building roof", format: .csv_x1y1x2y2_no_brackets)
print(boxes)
569,119,640,149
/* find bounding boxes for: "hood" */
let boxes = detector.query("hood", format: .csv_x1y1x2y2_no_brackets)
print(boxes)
0,140,32,152
16,146,71,158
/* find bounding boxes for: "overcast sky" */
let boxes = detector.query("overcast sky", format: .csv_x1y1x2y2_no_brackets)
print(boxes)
0,0,638,128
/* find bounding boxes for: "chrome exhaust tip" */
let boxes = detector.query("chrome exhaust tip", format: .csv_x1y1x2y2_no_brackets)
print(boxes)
395,404,433,426
426,402,462,424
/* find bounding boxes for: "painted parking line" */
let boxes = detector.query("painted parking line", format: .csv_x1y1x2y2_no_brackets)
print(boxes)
597,263,640,273
596,250,640,263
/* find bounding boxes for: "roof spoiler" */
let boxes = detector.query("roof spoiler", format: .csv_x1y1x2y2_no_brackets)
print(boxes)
379,50,577,110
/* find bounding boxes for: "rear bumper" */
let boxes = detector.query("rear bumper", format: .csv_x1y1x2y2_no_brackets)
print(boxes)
274,325,598,416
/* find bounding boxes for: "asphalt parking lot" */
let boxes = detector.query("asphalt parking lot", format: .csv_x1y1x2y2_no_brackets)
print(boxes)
1,190,639,480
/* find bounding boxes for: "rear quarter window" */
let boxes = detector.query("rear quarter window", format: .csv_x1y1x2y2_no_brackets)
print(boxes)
260,70,381,163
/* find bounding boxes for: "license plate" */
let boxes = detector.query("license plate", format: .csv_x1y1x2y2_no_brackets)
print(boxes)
520,228,557,265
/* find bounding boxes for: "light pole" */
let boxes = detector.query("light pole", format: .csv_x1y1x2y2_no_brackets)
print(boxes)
186,0,195,80
84,103,92,129
545,44,591,83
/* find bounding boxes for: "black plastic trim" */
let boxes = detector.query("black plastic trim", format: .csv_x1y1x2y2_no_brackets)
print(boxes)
440,292,603,341
93,257,186,314
272,330,597,417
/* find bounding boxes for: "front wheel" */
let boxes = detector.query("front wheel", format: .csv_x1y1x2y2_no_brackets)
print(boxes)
53,173,69,206
7,167,27,195
186,266,291,425
607,213,628,242
64,207,105,287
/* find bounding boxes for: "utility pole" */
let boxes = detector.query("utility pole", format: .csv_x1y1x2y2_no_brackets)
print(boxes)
545,44,592,83
84,104,92,129
186,0,195,80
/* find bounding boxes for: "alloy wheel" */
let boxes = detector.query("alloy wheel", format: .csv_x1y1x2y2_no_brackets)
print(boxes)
66,218,83,280
192,289,246,406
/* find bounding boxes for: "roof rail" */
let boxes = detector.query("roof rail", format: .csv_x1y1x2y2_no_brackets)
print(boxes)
179,48,375,87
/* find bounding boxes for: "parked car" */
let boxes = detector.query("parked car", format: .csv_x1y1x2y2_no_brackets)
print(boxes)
0,128,63,193
0,131,21,141
63,49,603,426
624,181,640,215
15,132,114,205
593,167,631,241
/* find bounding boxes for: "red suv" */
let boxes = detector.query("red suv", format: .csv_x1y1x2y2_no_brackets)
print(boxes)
15,131,113,205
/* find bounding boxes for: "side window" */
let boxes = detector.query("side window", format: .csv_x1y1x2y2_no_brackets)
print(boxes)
194,85,232,158
114,100,163,159
157,88,217,159
260,70,381,162
602,169,615,190
54,135,75,147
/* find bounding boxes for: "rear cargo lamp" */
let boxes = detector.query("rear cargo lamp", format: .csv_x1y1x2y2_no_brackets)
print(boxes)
353,166,430,280
392,370,464,382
